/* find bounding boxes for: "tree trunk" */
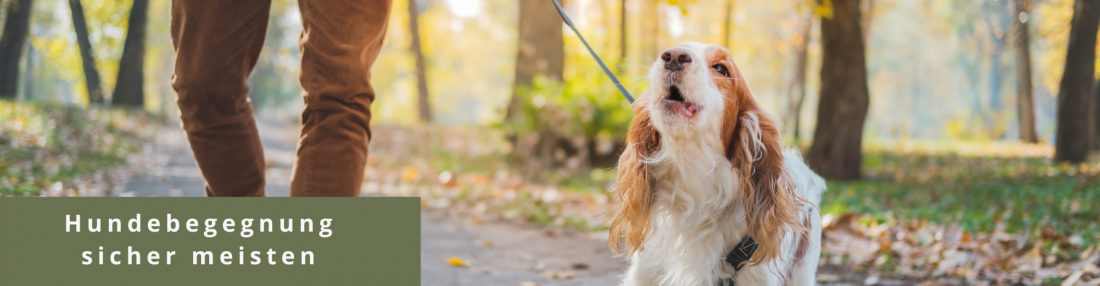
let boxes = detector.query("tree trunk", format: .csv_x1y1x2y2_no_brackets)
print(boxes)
113,0,149,107
1054,0,1100,163
69,0,104,104
724,0,735,48
619,0,628,74
504,0,564,121
807,0,870,180
1095,80,1100,149
0,0,34,99
408,0,432,122
23,45,35,100
1015,0,1038,143
788,11,812,145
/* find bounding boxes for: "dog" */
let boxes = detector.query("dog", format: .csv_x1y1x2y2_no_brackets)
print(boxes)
607,42,826,286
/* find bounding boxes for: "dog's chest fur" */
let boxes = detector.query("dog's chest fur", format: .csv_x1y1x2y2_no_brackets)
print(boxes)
634,134,748,286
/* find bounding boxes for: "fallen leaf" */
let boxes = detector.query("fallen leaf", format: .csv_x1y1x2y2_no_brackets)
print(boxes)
543,270,575,280
817,273,841,282
400,166,420,183
447,256,468,267
864,275,879,285
1062,271,1083,286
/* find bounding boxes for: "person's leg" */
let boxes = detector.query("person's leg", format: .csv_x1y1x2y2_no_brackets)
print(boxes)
292,0,392,197
170,0,271,197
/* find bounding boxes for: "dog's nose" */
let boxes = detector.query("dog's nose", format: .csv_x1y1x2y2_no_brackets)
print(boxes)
661,48,692,71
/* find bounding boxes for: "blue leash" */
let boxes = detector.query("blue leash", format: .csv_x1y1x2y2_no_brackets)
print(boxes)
549,0,635,105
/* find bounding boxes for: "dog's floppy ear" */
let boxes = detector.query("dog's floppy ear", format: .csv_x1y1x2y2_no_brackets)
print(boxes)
607,100,661,256
722,77,805,266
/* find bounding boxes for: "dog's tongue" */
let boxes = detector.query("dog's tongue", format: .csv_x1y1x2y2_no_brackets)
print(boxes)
683,103,698,117
677,102,695,117
670,101,699,118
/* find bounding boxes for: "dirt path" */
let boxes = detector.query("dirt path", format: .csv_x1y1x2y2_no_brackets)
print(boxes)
117,118,625,285
120,117,298,197
421,211,624,285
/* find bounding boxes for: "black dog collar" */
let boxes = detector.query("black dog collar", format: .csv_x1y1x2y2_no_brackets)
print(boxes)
724,236,758,271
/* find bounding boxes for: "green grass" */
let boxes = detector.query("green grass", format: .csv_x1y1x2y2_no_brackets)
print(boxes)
0,100,158,196
821,142,1100,248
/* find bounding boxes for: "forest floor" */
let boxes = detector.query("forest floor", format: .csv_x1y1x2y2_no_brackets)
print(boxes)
109,116,896,285
111,117,629,285
5,101,1098,285
365,125,1100,285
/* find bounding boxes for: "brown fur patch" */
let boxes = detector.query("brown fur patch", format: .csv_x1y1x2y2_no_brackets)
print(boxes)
708,45,807,266
607,97,662,255
793,213,813,263
785,213,814,283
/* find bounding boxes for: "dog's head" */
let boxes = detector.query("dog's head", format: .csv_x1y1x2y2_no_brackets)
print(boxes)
608,42,804,265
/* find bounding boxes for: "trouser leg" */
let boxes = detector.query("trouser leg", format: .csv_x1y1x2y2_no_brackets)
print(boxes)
291,0,392,197
170,0,271,197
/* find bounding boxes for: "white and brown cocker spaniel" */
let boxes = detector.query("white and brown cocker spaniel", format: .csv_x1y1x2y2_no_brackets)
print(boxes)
608,42,826,286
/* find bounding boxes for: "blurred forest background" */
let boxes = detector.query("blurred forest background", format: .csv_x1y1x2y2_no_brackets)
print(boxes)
3,0,1100,284
0,0,1088,139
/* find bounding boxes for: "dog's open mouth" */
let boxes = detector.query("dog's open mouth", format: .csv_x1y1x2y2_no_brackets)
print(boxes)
668,86,685,102
662,85,700,118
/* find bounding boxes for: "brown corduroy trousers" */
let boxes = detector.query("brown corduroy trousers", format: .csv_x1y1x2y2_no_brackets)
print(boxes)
170,0,392,197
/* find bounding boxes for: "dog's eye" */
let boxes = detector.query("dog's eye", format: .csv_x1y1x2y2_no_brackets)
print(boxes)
712,64,730,77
